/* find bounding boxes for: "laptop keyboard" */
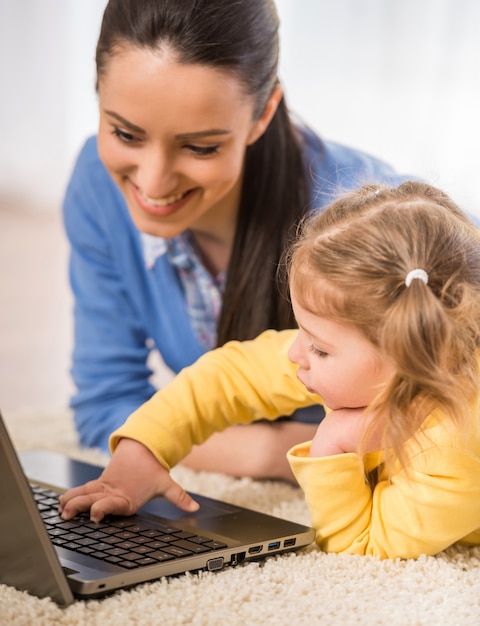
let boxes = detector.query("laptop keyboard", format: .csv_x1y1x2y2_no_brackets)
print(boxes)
31,484,229,569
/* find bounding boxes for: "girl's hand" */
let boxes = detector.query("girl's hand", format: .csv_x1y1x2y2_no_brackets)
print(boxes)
310,407,383,458
58,438,199,523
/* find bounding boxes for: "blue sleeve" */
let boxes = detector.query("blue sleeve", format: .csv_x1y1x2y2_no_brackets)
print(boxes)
63,138,157,451
299,124,417,212
299,126,480,227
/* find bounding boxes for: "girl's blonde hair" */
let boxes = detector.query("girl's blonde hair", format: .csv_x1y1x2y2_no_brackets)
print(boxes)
285,181,480,469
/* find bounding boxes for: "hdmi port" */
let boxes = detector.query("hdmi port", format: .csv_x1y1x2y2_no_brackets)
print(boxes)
248,545,262,554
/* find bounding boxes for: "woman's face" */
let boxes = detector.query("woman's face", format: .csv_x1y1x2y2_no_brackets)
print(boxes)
97,46,278,242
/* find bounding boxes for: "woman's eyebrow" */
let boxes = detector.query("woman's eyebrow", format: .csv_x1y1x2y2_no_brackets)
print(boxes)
104,110,233,140
175,129,232,140
104,110,146,134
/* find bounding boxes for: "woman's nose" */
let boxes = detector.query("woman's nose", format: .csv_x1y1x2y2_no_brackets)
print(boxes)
136,146,178,199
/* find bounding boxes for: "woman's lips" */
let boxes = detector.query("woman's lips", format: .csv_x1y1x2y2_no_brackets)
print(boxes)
144,191,187,206
130,181,195,217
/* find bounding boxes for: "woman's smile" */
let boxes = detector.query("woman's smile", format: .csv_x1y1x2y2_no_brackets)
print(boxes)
129,179,197,218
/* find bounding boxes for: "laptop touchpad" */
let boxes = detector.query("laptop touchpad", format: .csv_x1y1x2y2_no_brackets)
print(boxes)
142,493,239,520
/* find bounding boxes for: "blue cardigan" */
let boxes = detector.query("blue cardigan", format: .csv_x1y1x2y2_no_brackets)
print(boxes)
63,129,409,450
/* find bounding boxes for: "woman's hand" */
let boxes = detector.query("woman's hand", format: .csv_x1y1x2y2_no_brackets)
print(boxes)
58,438,199,523
310,407,383,458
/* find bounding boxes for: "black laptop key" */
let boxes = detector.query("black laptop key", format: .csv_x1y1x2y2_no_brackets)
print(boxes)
162,545,193,558
118,561,138,569
129,535,152,545
63,541,82,550
174,531,196,540
135,557,158,567
145,540,169,550
87,530,109,540
105,547,127,557
121,552,144,561
131,545,152,555
174,540,211,554
149,551,176,562
90,550,110,559
102,535,124,545
104,555,123,564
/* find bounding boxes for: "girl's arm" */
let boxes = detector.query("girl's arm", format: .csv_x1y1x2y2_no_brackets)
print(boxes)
110,329,320,468
60,329,322,518
288,420,480,559
309,407,384,457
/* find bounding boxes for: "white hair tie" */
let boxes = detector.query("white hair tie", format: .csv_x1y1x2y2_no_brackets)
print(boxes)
405,268,429,287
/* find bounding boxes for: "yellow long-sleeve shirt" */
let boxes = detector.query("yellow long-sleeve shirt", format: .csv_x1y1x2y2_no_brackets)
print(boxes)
110,329,480,559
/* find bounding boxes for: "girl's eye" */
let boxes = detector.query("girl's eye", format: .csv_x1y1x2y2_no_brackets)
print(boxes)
308,345,328,358
185,144,220,156
112,126,138,144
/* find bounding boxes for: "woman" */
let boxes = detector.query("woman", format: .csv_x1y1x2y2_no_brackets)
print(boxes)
63,0,408,479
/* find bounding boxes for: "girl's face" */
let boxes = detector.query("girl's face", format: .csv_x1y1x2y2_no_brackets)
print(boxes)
97,46,280,242
288,291,395,410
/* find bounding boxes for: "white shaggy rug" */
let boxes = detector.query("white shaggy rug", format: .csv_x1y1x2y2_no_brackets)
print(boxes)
2,409,480,626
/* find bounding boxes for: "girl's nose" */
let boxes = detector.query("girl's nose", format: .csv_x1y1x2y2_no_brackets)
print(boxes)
288,332,309,369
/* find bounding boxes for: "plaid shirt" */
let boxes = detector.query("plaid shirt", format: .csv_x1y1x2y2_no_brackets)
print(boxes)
142,232,225,350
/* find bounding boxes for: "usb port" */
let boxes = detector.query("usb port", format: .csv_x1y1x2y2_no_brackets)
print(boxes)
283,538,296,548
248,545,262,554
267,541,281,551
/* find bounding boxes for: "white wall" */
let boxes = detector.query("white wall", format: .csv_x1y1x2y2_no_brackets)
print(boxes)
1,0,479,215
276,0,480,216
0,0,106,210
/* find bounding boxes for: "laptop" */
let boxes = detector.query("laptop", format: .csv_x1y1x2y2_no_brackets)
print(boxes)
0,413,315,606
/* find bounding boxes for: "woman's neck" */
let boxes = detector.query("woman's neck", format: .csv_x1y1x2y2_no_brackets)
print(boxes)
191,229,233,276
190,177,242,276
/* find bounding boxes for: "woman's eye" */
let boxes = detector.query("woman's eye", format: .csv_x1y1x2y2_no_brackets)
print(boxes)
308,345,328,358
186,144,220,156
112,127,137,144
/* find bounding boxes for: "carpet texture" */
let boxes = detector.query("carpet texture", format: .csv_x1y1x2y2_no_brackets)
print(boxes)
2,410,480,626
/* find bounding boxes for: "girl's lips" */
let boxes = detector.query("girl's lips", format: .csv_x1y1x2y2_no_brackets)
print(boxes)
296,372,316,395
130,180,196,217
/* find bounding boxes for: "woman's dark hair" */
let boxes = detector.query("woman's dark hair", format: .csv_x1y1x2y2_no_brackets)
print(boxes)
96,0,309,344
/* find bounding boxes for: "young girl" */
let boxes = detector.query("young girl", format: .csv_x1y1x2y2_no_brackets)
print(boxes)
64,0,409,478
60,181,480,559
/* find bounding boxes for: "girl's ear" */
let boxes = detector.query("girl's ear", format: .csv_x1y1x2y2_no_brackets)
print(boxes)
247,83,284,145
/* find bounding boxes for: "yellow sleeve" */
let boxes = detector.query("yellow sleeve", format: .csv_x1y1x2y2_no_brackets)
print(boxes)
110,329,322,469
288,425,480,559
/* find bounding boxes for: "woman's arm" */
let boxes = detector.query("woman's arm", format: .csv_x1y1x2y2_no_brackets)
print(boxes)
63,139,167,449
